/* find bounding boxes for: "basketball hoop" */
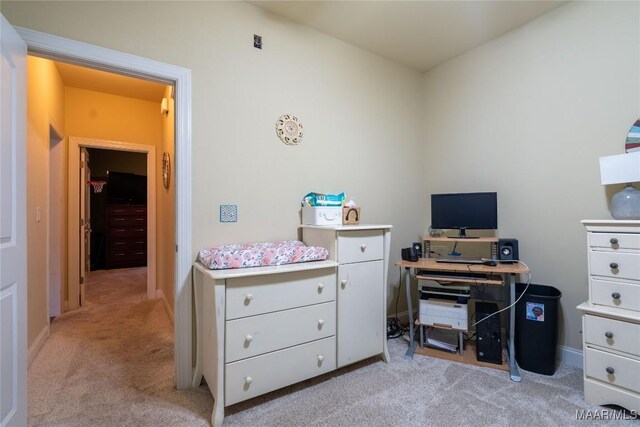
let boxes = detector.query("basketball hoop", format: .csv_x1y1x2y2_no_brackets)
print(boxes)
88,180,107,193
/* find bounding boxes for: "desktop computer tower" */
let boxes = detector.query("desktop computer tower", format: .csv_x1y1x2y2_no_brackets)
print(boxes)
475,302,502,365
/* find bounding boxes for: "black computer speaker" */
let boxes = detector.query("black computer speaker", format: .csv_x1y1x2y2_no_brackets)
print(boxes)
498,238,519,263
412,242,423,259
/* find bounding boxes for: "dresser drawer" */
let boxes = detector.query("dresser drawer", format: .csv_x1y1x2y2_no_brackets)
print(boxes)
225,268,336,320
109,226,147,238
108,206,146,216
589,232,640,251
225,302,336,362
225,336,336,405
109,215,146,226
591,278,640,312
110,238,146,251
108,248,146,261
585,347,640,394
337,230,383,264
589,251,640,282
585,315,640,357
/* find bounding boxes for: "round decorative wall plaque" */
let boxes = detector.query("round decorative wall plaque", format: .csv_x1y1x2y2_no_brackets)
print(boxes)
276,114,303,146
162,152,171,189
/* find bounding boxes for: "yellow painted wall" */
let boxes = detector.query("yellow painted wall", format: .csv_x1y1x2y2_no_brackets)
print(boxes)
65,87,161,146
26,56,65,347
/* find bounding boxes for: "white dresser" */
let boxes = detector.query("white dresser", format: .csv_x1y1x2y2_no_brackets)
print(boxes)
192,224,391,426
578,220,640,413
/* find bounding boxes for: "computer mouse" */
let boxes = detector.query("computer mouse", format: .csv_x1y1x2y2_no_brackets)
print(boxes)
482,259,497,266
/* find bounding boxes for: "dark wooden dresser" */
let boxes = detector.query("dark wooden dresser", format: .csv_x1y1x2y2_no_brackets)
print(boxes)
105,205,147,269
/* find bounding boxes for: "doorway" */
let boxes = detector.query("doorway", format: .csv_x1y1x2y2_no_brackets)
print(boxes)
18,26,193,389
68,137,157,304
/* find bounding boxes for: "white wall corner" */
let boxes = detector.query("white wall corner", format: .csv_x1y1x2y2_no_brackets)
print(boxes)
28,324,50,367
559,345,583,369
156,289,175,327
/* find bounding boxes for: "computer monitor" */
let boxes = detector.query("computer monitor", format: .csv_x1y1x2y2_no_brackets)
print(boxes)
430,192,497,238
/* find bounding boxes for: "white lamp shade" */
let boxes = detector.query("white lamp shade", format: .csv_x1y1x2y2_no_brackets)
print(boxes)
599,151,640,185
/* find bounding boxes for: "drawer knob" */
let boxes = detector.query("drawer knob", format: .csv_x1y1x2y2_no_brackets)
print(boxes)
606,367,615,375
611,292,621,300
605,331,614,339
244,376,253,385
360,244,367,252
610,238,618,245
609,262,618,269
317,319,325,328
317,283,325,292
341,279,347,288
317,355,324,363
245,335,253,343
245,293,253,303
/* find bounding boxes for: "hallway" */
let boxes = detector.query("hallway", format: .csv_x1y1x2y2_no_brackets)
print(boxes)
28,268,211,426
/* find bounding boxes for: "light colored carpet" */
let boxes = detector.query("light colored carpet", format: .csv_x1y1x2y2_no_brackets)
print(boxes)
29,268,632,426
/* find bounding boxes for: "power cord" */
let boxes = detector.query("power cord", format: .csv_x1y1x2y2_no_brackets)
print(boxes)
387,267,408,339
470,260,532,328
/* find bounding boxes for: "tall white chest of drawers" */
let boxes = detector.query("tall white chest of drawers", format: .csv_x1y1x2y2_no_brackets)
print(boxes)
578,220,640,413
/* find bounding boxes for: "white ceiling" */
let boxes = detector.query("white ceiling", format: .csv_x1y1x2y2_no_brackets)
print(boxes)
54,61,167,102
250,1,569,72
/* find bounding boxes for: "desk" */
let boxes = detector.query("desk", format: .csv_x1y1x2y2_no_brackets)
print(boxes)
396,258,529,382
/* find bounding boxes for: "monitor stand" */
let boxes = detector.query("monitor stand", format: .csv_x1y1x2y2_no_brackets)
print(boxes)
447,228,480,239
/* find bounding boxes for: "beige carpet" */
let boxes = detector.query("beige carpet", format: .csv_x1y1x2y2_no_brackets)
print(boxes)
29,267,633,426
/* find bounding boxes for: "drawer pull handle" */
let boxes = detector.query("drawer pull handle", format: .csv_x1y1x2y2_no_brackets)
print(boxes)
606,367,615,375
609,262,618,269
115,218,125,221
605,331,613,339
245,293,253,303
317,283,325,292
610,238,618,245
317,355,324,363
611,292,621,300
244,376,253,385
317,319,325,328
340,279,347,288
360,244,367,252
245,335,253,343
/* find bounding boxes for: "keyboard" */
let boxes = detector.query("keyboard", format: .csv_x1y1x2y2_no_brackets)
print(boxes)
436,256,484,264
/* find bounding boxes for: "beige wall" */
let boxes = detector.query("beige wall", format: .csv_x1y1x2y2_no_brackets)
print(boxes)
421,1,640,350
158,87,176,315
12,2,631,353
1,1,426,318
26,56,66,346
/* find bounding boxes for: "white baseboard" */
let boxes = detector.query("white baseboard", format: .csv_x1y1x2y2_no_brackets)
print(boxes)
28,324,50,367
559,345,583,368
156,289,174,327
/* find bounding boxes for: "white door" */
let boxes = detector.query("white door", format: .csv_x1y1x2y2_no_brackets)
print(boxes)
0,14,28,427
79,148,91,306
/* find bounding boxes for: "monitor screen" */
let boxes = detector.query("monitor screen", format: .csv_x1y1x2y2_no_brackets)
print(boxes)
430,192,497,237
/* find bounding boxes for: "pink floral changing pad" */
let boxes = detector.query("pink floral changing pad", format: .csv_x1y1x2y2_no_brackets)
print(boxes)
198,240,329,270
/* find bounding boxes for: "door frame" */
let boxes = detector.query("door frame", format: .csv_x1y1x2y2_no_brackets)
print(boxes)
17,27,193,389
68,137,157,303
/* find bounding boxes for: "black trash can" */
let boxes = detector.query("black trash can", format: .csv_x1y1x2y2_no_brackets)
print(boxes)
515,283,562,375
